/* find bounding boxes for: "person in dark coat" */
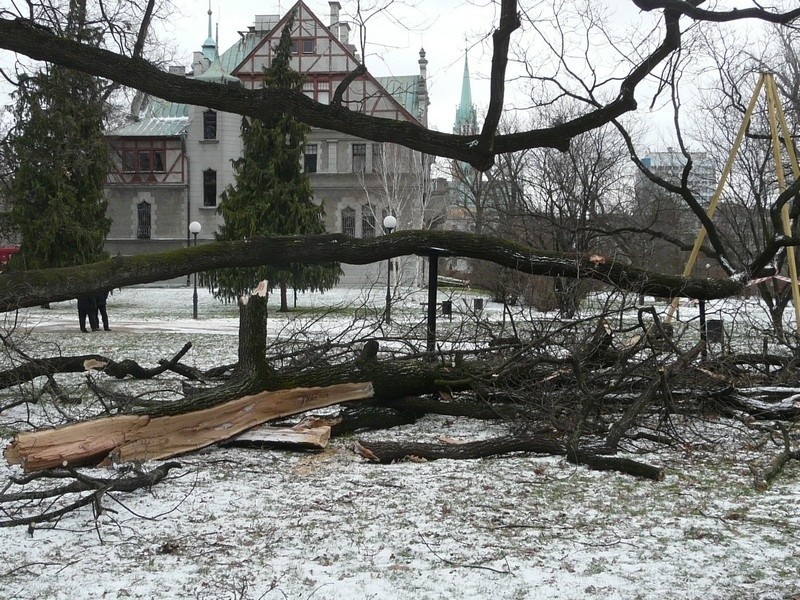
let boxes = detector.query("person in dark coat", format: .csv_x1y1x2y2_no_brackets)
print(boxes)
77,296,99,332
94,290,111,331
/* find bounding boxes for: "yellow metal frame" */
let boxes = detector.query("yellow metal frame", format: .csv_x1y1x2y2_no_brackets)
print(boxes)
665,73,800,330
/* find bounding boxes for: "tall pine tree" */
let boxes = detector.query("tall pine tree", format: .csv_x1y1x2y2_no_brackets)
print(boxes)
202,13,340,311
7,7,110,270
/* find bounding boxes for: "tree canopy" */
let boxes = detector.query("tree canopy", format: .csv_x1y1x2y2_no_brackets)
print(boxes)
7,23,110,270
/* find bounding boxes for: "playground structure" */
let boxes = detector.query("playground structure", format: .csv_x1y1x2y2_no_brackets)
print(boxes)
666,73,800,337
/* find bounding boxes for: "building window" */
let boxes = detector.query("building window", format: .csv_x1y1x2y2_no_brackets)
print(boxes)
304,144,318,173
352,144,366,173
137,201,151,239
317,81,330,105
130,149,165,173
372,144,384,173
122,151,137,172
291,38,315,54
361,205,375,238
203,169,217,207
203,110,217,140
302,80,331,104
342,207,355,237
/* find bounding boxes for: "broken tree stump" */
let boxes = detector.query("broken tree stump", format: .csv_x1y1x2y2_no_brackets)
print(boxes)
5,382,373,471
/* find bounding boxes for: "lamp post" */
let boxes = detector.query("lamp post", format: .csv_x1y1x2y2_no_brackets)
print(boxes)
383,214,397,323
189,221,201,320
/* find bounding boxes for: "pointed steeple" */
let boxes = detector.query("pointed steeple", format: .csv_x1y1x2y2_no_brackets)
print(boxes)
201,1,217,63
194,2,241,87
454,45,477,135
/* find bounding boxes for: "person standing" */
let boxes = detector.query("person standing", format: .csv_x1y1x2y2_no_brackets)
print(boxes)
94,290,111,331
77,295,99,332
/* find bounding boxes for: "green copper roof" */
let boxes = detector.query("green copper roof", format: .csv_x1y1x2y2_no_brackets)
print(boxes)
220,34,263,74
376,75,421,119
146,97,189,119
196,56,242,87
107,116,188,137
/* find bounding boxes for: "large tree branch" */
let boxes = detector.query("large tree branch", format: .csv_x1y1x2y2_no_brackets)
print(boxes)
631,0,800,24
4,5,794,170
0,230,746,312
478,0,520,153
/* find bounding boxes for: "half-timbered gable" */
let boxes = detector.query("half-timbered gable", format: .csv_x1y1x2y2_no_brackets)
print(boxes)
231,1,420,125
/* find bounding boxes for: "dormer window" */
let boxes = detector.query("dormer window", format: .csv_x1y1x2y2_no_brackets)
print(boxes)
290,38,315,54
203,110,217,140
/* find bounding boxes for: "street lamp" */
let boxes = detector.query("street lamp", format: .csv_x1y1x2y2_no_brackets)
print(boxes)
189,221,201,320
383,214,397,323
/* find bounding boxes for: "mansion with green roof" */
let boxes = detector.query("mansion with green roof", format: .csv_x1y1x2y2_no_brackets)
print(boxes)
104,1,441,285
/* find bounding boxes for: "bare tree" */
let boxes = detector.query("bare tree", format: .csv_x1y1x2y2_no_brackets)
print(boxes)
357,143,443,286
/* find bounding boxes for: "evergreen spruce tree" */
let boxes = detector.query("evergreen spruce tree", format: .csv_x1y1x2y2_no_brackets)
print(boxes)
7,17,110,270
202,13,340,311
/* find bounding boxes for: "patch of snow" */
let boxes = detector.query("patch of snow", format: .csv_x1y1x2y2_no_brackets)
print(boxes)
0,287,799,599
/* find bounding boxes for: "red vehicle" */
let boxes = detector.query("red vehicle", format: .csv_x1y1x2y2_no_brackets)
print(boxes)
0,245,21,268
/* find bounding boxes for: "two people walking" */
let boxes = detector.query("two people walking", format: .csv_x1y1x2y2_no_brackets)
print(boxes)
77,290,111,332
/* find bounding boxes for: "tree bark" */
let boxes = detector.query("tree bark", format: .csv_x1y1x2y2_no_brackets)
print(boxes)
355,435,664,480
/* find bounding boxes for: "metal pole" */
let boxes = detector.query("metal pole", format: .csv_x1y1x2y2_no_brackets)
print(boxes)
699,299,707,360
385,257,392,323
382,215,396,324
426,252,438,354
192,232,199,320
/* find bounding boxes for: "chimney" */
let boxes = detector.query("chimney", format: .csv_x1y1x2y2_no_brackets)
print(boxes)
169,65,186,76
191,51,205,75
339,22,350,45
329,1,341,28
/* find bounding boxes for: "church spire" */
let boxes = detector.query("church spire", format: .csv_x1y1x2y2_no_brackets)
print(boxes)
201,1,217,63
454,44,477,135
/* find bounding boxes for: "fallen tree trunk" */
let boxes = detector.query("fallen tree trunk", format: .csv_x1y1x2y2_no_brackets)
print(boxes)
5,382,372,471
355,436,664,480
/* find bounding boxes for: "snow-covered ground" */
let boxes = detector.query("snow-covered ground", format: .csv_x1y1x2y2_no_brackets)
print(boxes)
1,287,799,600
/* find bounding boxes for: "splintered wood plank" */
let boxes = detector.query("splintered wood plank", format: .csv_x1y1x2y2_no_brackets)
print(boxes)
226,423,332,450
5,382,373,471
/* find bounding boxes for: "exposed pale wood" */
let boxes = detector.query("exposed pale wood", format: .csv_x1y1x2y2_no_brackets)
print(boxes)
5,382,373,471
226,424,331,450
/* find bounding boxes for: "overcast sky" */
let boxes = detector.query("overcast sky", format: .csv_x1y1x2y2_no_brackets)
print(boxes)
161,0,496,134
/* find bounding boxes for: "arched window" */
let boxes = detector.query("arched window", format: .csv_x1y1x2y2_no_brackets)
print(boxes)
341,207,355,237
137,201,151,239
203,110,217,140
203,169,217,207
